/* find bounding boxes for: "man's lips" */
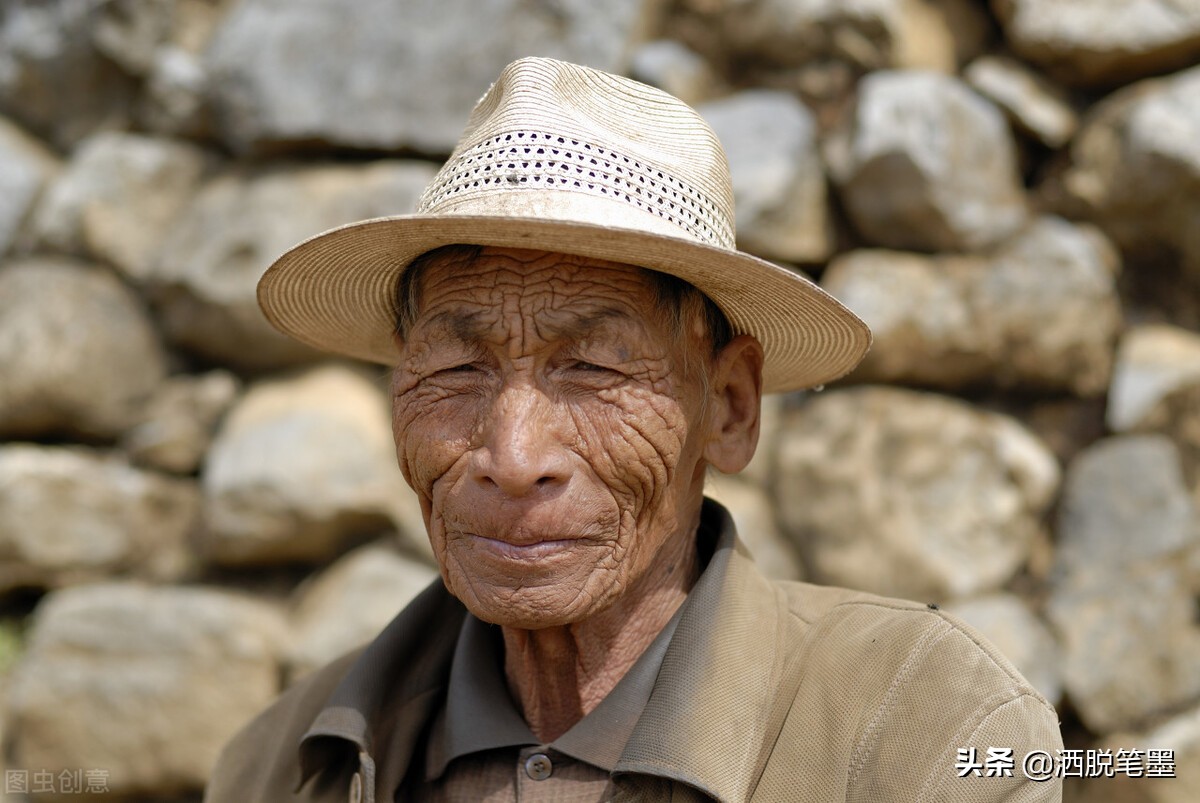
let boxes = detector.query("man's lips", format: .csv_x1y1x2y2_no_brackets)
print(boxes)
461,533,583,561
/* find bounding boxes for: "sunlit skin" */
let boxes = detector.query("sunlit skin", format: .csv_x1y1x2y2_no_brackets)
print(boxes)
390,247,763,741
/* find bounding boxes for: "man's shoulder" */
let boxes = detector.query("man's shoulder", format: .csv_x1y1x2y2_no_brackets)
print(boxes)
204,648,364,802
204,578,466,802
756,579,1063,800
775,579,1038,696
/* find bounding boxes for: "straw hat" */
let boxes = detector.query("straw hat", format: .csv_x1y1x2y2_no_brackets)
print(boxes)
257,57,870,393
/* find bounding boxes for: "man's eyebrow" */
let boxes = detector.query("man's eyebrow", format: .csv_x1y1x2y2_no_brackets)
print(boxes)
423,309,490,342
423,306,637,342
542,306,634,342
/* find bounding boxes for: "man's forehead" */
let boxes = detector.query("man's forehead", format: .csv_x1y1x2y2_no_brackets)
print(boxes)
411,248,662,337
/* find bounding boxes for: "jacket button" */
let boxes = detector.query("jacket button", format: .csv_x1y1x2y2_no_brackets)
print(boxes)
348,771,363,803
524,752,553,780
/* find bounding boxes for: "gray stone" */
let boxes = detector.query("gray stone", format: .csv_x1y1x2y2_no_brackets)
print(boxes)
964,54,1079,149
152,160,435,368
629,40,722,107
202,365,427,566
704,0,989,74
0,445,198,592
1050,65,1200,283
1108,325,1200,434
90,0,231,137
31,131,210,281
0,0,138,148
700,90,832,264
122,370,241,474
822,217,1121,395
946,593,1062,705
0,117,59,256
96,0,231,137
977,217,1122,395
6,582,286,797
705,474,803,582
827,70,1028,252
287,542,438,681
822,249,985,384
0,258,167,440
992,0,1200,86
204,0,654,154
1049,435,1200,733
774,387,1060,601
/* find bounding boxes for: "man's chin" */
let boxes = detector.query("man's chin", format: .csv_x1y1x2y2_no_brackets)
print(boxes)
451,580,618,631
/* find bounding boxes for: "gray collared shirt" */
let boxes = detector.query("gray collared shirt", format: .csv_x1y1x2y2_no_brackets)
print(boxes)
415,600,683,800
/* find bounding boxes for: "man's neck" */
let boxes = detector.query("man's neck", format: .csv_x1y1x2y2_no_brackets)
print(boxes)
500,525,701,743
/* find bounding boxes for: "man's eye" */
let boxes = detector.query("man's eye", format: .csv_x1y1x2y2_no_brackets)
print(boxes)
439,364,482,375
572,361,609,372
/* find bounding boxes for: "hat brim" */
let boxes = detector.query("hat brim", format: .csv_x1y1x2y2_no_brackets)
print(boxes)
257,214,871,394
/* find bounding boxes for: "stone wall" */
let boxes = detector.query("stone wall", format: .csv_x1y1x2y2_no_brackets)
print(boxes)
0,1,1198,800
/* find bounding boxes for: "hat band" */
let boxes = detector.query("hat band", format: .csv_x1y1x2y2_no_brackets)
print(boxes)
418,130,735,250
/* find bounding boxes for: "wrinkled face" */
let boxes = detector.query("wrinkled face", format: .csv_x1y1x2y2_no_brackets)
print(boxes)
390,247,714,629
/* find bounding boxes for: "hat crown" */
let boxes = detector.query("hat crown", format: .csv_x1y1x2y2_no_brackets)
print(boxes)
417,57,737,249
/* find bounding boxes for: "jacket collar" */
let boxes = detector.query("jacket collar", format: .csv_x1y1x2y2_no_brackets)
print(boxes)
296,498,798,803
614,500,800,802
296,580,466,794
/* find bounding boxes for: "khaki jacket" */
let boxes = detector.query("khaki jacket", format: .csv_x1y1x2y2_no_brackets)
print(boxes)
205,503,1063,802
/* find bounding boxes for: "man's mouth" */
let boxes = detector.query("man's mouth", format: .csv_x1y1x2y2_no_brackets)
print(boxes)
464,533,580,561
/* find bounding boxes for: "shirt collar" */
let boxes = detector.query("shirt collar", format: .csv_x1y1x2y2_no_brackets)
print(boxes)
425,595,685,780
297,498,790,803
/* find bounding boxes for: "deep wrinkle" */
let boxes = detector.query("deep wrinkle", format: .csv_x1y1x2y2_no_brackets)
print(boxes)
390,246,763,741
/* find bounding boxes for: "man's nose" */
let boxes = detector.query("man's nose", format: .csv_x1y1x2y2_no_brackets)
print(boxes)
470,382,572,497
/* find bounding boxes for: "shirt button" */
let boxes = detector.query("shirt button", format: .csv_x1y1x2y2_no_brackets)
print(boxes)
524,752,553,780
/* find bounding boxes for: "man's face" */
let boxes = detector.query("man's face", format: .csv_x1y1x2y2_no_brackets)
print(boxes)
390,247,715,629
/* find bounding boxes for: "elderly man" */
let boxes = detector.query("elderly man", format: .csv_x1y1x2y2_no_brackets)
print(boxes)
206,58,1063,802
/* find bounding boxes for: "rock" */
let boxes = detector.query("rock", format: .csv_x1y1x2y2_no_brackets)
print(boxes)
1048,435,1200,733
92,0,231,137
822,217,1121,395
0,0,138,148
31,131,210,281
0,258,167,440
773,386,1060,601
945,593,1062,705
1096,704,1200,803
6,583,286,797
827,70,1028,252
964,54,1079,149
992,0,1200,87
90,0,230,137
287,542,438,680
704,0,989,74
1107,325,1200,433
822,249,983,384
202,365,427,566
1049,66,1200,283
978,217,1122,394
700,90,832,264
1134,384,1200,495
152,160,436,368
122,370,241,475
0,117,59,256
0,445,198,592
705,474,803,582
629,40,721,107
204,0,655,154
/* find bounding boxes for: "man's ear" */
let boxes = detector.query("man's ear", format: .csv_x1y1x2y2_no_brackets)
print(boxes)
703,334,764,474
